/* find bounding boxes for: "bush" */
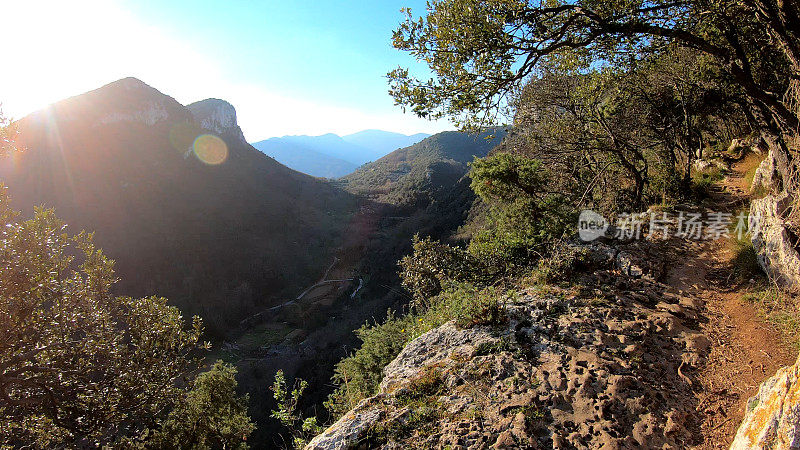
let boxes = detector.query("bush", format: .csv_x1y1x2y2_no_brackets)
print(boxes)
324,312,415,417
325,283,509,419
146,361,255,450
398,235,488,303
468,154,576,272
270,370,322,449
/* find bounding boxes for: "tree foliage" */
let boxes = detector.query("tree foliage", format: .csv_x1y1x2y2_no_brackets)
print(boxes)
398,235,487,303
146,361,255,450
0,185,253,448
468,153,576,268
390,0,798,135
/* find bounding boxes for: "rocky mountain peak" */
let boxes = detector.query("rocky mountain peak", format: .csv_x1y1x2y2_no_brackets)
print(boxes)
187,98,247,144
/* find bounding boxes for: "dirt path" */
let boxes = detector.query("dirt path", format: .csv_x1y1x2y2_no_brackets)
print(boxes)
666,156,797,448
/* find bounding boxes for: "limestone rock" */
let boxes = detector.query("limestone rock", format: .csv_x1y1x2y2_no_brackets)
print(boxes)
304,397,385,450
750,192,800,292
187,98,248,144
693,158,727,173
379,322,495,393
307,242,706,449
751,147,781,194
730,354,800,449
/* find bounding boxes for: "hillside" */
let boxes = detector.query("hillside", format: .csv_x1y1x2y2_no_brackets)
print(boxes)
308,151,800,449
340,129,506,207
251,136,360,178
0,78,357,335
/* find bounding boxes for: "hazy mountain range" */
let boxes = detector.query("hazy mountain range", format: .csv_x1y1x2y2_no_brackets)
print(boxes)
251,130,431,178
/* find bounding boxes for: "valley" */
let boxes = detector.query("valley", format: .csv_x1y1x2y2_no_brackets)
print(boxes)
3,1,800,448
0,77,501,446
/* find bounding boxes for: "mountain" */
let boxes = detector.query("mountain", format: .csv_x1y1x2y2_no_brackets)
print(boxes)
340,129,506,207
251,131,430,178
1,77,357,335
341,130,430,156
251,138,358,178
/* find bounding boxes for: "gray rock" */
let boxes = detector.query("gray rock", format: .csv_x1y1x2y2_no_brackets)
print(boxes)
750,192,800,292
380,322,495,393
751,147,781,194
304,397,385,450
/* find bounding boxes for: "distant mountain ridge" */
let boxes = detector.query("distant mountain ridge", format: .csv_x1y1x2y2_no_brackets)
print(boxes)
340,129,506,205
251,130,431,178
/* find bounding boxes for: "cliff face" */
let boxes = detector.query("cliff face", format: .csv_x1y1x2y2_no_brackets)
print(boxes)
307,242,709,449
187,98,248,145
750,136,800,292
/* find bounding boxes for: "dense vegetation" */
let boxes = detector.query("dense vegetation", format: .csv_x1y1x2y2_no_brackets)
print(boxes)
340,130,506,207
0,180,253,448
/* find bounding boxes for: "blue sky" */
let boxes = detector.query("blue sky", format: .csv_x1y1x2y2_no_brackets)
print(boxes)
2,0,450,140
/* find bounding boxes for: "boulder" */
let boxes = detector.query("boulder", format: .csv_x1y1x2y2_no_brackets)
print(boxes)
304,397,385,450
693,158,727,173
730,353,800,449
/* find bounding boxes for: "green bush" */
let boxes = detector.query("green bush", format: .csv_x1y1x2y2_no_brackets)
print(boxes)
398,235,488,304
146,361,255,450
270,370,322,449
468,154,576,271
324,312,416,417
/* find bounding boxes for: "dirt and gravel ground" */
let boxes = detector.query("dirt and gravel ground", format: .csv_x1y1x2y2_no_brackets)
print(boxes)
685,156,795,448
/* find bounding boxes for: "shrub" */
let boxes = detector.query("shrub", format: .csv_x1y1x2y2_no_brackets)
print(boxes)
270,370,321,449
468,154,576,272
147,361,255,450
324,312,415,417
398,235,488,304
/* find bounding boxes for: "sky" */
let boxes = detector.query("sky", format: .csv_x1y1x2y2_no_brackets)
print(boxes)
1,0,451,140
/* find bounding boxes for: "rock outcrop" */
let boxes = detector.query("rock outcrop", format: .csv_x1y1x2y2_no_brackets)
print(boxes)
750,142,800,292
307,242,707,449
187,98,248,145
730,354,800,449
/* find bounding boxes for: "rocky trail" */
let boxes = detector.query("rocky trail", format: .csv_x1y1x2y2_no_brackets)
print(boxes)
677,156,795,448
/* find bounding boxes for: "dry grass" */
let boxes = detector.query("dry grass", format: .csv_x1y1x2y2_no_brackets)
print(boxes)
743,287,800,350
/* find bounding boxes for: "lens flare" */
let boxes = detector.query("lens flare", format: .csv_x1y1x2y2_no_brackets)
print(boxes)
193,134,228,165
